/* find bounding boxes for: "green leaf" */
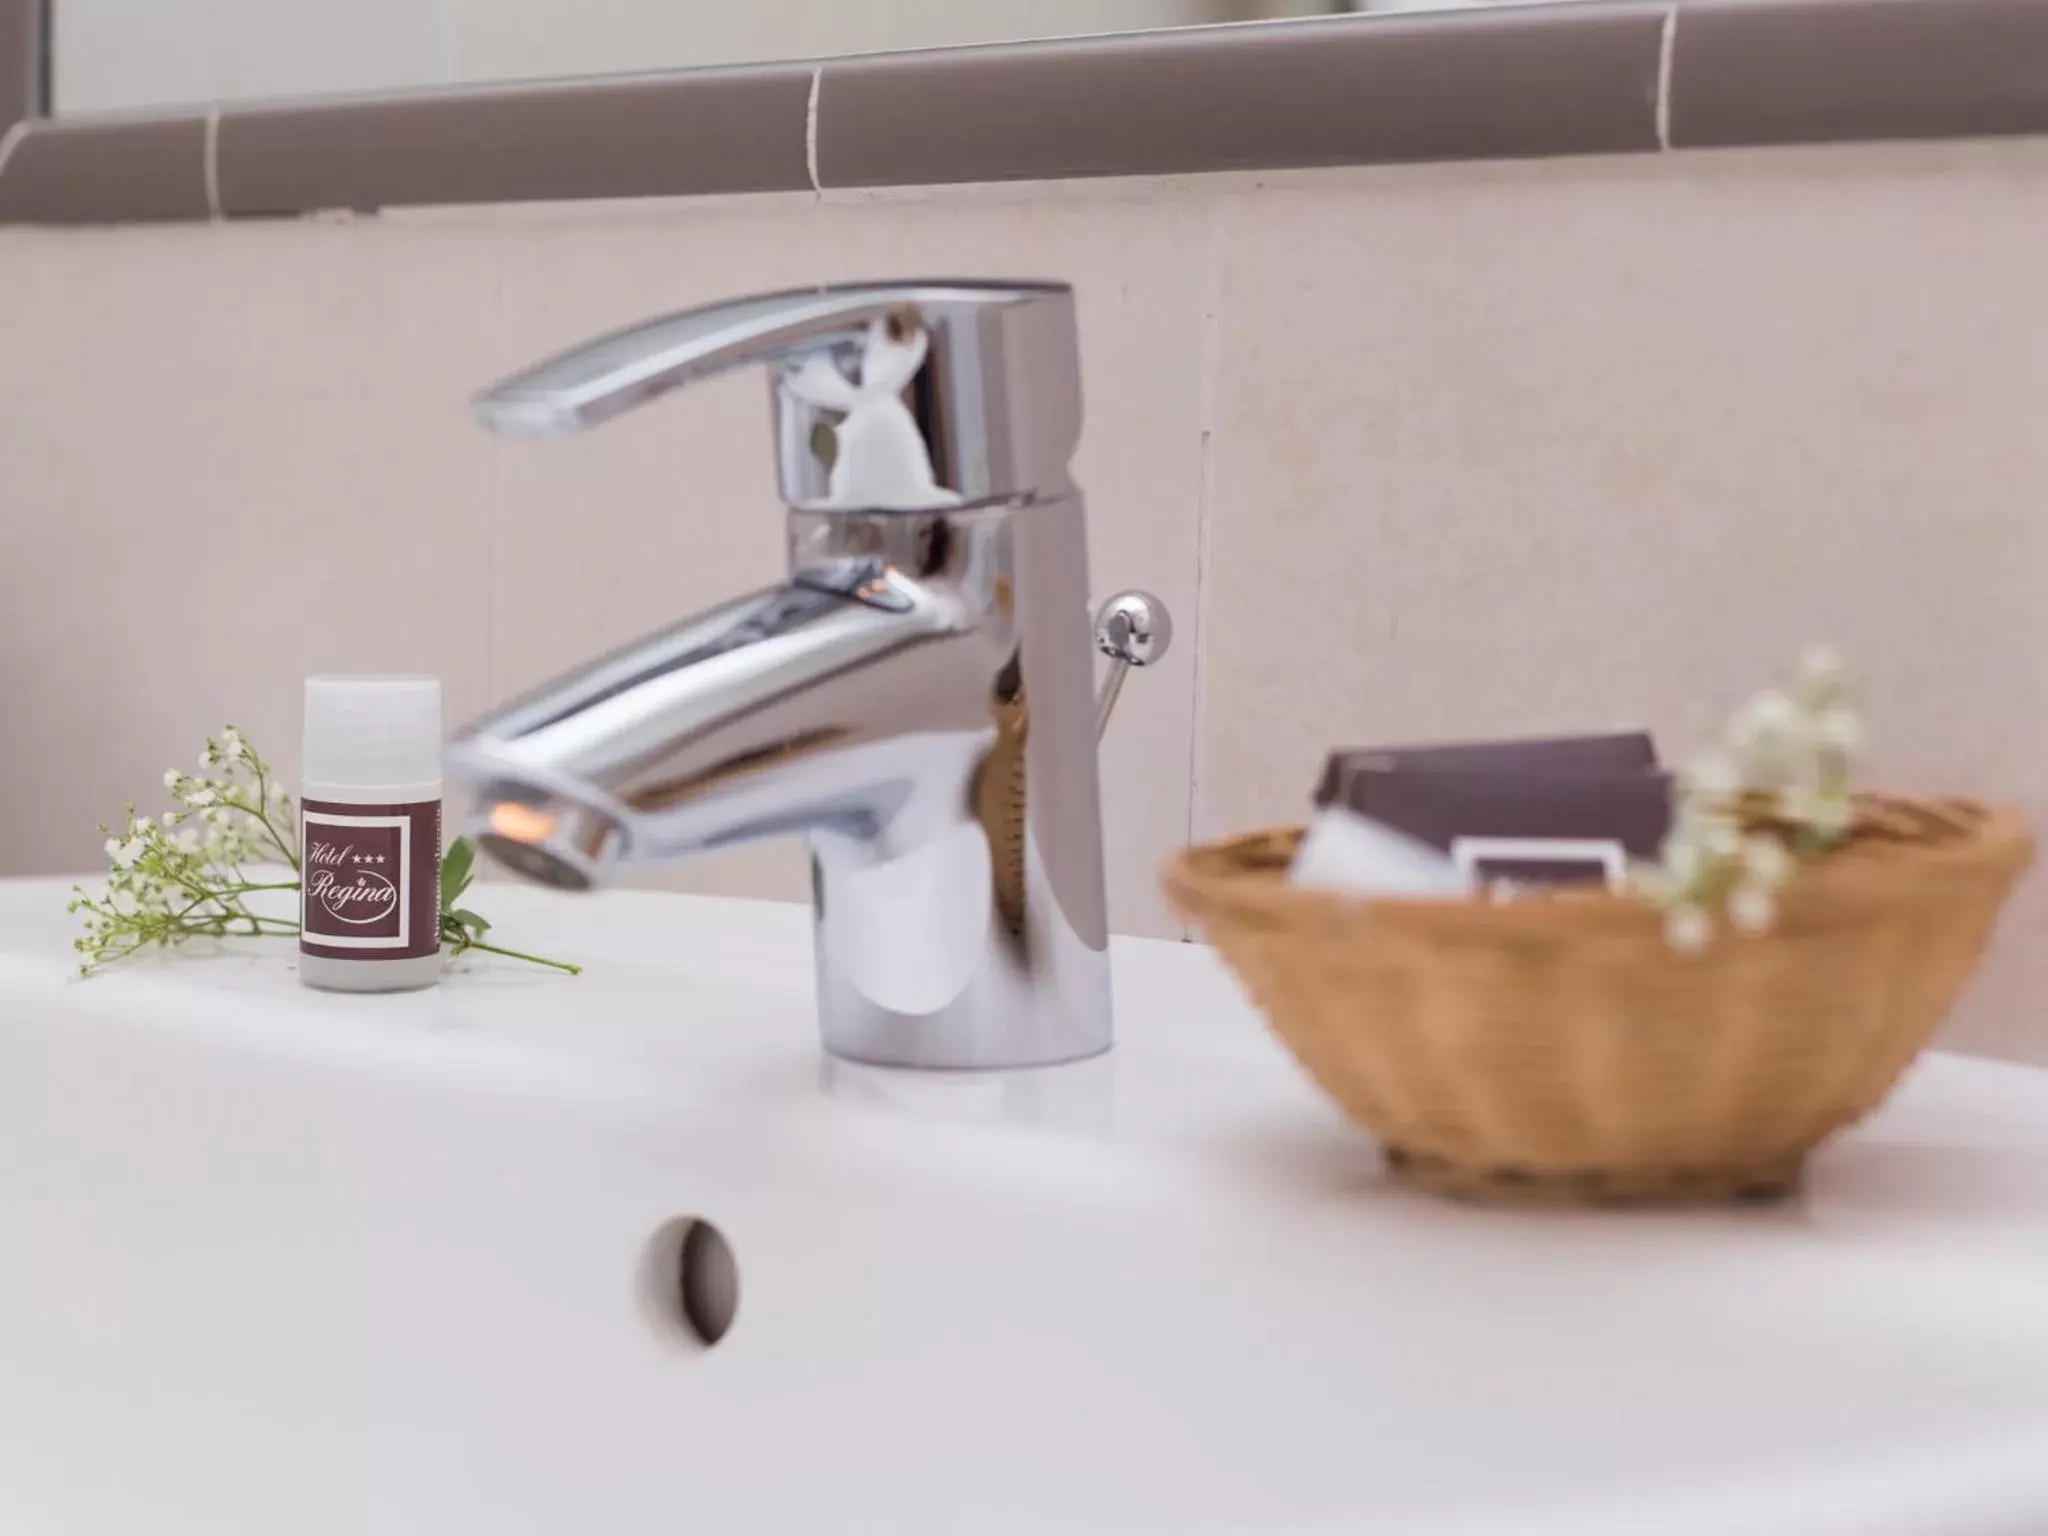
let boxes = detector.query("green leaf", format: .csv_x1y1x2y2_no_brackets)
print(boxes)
451,908,492,936
442,837,475,910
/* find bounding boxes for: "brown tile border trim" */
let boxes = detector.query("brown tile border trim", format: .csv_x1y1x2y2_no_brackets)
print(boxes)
217,65,815,216
1670,0,2048,148
6,0,2048,226
0,112,209,222
817,2,1664,187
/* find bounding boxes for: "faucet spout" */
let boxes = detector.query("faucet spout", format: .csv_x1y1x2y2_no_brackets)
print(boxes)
448,563,994,882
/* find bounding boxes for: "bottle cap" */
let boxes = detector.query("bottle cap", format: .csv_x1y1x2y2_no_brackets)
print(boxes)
303,675,442,790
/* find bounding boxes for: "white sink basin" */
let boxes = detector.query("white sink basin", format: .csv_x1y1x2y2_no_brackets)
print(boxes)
6,878,2048,1535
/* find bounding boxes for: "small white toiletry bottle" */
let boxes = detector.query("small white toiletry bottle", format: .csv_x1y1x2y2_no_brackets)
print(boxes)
298,675,443,993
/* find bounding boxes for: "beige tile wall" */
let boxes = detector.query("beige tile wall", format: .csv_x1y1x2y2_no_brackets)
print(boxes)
3,136,2045,1056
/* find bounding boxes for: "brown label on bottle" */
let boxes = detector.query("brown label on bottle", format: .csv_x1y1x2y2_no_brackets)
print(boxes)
299,799,441,961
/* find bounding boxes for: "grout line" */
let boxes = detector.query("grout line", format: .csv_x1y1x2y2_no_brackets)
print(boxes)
1655,3,1679,152
1181,197,1228,938
804,66,823,194
202,107,222,219
483,239,506,703
0,117,30,185
485,437,502,703
1182,436,1214,946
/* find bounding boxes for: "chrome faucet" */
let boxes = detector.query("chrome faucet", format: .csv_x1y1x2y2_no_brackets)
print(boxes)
447,282,1169,1071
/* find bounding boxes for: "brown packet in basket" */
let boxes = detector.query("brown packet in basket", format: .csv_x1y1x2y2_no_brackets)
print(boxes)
1315,733,1669,891
1316,731,1657,806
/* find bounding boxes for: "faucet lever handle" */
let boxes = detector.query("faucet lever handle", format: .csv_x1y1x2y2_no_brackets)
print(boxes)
472,280,1082,512
1093,590,1174,741
473,287,917,436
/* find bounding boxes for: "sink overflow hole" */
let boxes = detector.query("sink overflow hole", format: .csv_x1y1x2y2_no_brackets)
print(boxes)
639,1216,740,1348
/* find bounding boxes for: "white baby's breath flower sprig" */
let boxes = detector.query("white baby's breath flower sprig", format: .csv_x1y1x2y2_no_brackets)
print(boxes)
69,728,302,975
71,727,580,978
1636,646,1863,954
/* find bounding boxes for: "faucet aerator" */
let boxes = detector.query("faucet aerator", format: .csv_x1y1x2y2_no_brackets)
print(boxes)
474,832,597,894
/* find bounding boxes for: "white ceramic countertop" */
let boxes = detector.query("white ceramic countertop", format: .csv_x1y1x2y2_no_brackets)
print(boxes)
5,876,2048,1535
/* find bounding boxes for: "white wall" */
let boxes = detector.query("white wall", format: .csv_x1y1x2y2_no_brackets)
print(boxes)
54,0,1258,113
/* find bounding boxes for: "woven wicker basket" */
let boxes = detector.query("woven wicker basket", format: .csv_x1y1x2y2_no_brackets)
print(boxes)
1165,795,2031,1205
